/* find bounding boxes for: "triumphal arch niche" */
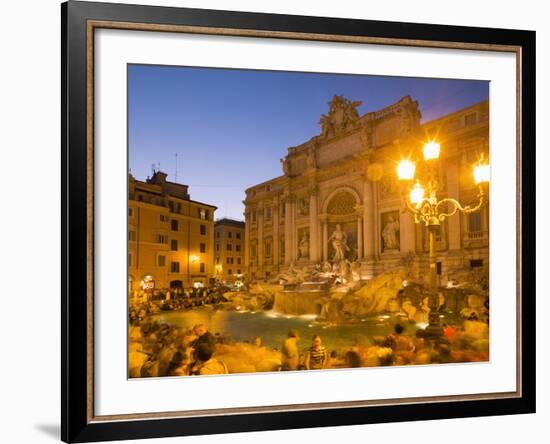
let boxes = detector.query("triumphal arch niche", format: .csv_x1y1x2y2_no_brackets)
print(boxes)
244,94,489,283
322,188,362,263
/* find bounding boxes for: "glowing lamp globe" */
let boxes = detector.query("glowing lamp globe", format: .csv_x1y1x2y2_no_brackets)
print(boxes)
423,142,440,161
409,182,425,206
473,163,490,185
397,160,416,181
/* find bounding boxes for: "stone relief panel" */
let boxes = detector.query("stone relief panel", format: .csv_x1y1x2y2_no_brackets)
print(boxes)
317,135,362,168
378,170,400,200
297,196,309,216
381,210,400,253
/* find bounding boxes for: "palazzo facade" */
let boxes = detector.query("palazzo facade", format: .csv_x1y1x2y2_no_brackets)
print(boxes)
243,95,489,285
128,171,217,292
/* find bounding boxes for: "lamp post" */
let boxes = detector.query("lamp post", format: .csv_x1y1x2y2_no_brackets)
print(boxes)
396,142,490,339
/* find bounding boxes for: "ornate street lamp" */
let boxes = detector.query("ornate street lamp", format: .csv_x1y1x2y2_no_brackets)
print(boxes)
396,142,490,339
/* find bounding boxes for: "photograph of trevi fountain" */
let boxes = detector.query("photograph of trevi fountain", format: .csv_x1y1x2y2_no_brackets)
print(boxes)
128,66,491,377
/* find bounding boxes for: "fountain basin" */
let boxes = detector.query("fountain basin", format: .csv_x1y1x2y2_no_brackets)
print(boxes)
273,281,330,315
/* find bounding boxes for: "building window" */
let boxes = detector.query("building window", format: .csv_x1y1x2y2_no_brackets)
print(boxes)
216,231,220,239
235,245,241,252
171,219,179,231
199,208,208,220
280,205,285,219
228,269,232,275
200,243,206,253
128,207,134,217
216,244,219,251
227,244,232,251
252,209,257,223
157,255,166,267
128,252,133,267
170,239,178,251
464,112,477,126
159,214,168,222
169,201,181,213
436,262,442,275
226,258,230,264
237,258,241,265
228,231,232,238
237,269,241,274
469,212,482,232
236,232,241,240
128,230,136,241
170,261,180,273
470,259,483,268
200,263,206,273
200,224,206,235
265,207,272,220
156,234,168,244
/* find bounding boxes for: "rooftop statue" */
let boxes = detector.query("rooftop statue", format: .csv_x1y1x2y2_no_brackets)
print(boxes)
319,95,362,138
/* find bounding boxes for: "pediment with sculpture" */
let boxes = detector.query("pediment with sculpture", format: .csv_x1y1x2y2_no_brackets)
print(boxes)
319,95,362,138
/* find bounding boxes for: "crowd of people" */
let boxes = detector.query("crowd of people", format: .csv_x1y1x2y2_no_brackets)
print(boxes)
129,286,230,323
128,313,490,378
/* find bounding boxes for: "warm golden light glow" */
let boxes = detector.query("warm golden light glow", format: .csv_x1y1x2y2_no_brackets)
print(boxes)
409,181,425,206
473,163,490,185
397,160,416,181
423,141,440,161
190,255,200,263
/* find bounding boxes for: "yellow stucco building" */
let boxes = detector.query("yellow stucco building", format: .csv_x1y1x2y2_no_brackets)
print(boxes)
214,218,245,282
128,171,216,292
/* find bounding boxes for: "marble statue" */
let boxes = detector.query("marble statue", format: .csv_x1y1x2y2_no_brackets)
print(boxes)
298,232,309,259
328,224,349,262
382,215,400,251
319,95,362,138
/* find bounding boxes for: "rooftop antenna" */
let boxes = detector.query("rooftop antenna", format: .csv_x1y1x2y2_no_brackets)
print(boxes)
151,163,156,175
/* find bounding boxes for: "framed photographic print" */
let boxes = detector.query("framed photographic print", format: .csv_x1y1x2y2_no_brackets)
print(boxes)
61,1,536,442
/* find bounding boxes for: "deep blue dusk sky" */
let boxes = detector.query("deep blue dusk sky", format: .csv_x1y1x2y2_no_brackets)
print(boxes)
128,65,488,220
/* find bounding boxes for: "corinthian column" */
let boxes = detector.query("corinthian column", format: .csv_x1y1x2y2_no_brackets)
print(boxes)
257,204,264,273
356,210,364,259
284,195,292,265
244,209,250,271
363,178,375,260
321,215,328,262
290,197,297,262
309,186,319,262
273,199,280,269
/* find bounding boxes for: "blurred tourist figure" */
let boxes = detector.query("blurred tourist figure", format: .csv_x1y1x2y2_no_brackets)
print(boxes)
190,344,228,376
282,329,300,371
344,349,361,368
305,335,327,370
191,324,216,349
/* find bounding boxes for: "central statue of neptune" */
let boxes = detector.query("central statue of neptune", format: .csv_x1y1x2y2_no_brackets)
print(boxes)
328,224,349,262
